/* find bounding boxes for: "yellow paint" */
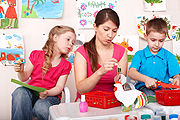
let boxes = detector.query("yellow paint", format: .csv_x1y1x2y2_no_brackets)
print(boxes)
8,41,12,46
137,96,141,108
138,29,144,35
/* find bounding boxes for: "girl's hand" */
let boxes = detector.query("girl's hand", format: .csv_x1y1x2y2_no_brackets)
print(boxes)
98,58,118,76
39,90,48,99
144,77,156,89
14,61,24,72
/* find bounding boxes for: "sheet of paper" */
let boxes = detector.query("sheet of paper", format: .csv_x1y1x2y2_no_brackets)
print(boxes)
77,0,117,29
11,78,46,96
0,33,24,66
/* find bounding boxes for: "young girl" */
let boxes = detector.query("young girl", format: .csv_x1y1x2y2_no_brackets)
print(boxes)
74,8,128,99
12,25,76,120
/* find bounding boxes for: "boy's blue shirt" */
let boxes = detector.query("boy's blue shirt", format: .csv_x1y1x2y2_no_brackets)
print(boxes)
130,45,180,89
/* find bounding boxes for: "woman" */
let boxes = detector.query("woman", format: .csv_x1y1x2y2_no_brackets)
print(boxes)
74,8,128,99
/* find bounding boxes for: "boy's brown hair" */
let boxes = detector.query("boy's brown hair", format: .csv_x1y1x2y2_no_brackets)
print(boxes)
146,18,168,36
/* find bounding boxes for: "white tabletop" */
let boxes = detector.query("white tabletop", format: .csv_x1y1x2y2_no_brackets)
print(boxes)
49,102,154,120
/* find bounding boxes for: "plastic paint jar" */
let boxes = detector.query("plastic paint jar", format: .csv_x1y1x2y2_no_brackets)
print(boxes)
156,111,166,120
169,114,178,120
141,114,151,120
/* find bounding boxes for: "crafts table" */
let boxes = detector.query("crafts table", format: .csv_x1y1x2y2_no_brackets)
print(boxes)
49,102,153,120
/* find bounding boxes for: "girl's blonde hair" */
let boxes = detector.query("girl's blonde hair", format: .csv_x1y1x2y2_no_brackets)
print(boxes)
42,25,75,74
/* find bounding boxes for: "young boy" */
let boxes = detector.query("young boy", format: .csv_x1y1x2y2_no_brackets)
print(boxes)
128,18,180,96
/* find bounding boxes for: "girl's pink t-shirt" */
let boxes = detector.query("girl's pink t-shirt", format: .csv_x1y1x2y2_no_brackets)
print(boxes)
76,43,125,92
27,50,72,99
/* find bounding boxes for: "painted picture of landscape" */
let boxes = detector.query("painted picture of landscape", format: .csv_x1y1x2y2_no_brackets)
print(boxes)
21,0,63,18
0,33,24,66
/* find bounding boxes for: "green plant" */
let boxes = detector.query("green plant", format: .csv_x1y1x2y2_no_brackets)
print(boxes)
175,54,180,62
176,28,180,41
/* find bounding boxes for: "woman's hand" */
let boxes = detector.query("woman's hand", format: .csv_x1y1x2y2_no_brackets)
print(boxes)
114,73,121,82
98,58,118,76
39,90,48,99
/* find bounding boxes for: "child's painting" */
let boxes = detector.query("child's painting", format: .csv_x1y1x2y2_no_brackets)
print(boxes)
68,34,85,64
113,35,139,62
0,0,18,29
0,33,24,66
77,0,117,29
172,25,180,63
22,0,63,18
143,0,166,12
136,15,172,41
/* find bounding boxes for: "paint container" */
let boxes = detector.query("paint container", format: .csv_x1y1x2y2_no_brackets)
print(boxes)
141,114,151,120
169,114,178,120
156,111,166,120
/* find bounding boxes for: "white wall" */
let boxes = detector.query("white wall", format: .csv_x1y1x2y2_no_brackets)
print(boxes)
0,0,180,119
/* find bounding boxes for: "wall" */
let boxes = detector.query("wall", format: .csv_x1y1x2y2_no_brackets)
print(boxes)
0,0,180,119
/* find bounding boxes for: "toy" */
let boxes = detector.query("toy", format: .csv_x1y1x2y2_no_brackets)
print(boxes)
14,57,26,64
114,78,148,112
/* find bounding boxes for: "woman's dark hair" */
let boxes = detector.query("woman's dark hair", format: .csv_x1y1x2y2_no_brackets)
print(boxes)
84,8,120,72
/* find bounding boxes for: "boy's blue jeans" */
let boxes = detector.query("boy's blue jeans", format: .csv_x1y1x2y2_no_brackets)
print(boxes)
11,87,61,120
138,86,162,96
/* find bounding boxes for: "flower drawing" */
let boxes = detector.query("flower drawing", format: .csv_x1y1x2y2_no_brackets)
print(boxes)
80,19,87,27
80,3,87,11
108,3,115,9
93,10,99,18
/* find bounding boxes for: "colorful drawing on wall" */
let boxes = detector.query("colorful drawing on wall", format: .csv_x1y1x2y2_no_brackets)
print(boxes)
113,35,139,55
172,25,180,62
68,34,85,64
77,0,117,29
136,15,172,41
113,35,139,62
21,0,63,18
0,33,24,66
0,0,18,29
143,0,166,11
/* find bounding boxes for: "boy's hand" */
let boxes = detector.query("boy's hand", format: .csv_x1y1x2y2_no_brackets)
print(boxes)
144,77,156,89
39,90,48,99
172,76,180,86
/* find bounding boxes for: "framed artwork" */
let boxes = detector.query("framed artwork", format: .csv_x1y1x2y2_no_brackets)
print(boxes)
113,35,139,62
0,33,24,66
68,34,85,64
21,0,63,18
143,0,166,12
172,25,180,63
0,0,18,29
136,15,172,41
77,0,117,29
